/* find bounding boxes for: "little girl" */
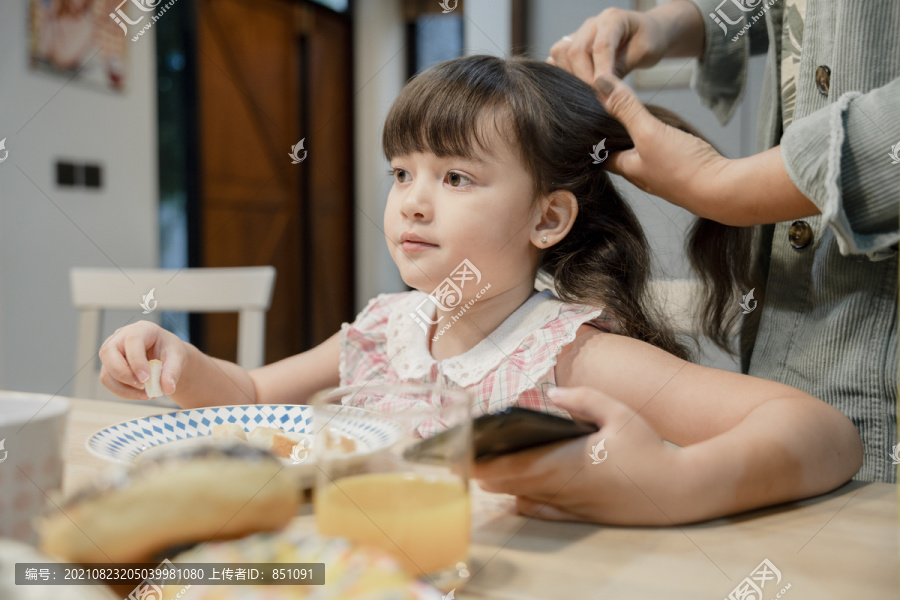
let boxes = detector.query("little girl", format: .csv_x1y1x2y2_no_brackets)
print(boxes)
99,55,863,525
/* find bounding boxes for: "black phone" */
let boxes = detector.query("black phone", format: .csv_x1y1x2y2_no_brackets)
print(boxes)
403,406,598,463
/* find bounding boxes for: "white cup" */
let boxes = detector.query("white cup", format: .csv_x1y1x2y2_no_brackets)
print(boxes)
0,392,70,544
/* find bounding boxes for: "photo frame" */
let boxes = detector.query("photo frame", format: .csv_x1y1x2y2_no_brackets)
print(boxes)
29,0,129,92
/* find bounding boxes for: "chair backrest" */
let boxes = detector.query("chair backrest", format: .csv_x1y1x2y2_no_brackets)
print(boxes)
536,274,704,335
70,267,276,400
646,278,704,335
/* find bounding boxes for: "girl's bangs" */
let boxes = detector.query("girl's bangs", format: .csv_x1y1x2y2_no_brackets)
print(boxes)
382,62,514,163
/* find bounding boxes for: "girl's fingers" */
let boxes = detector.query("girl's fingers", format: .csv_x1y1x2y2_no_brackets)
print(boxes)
159,346,185,396
101,343,144,388
99,365,149,401
123,330,153,386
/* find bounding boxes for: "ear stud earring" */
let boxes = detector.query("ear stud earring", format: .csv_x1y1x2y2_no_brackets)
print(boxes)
541,236,547,244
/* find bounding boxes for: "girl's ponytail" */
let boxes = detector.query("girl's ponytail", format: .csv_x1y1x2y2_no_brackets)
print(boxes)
643,105,755,355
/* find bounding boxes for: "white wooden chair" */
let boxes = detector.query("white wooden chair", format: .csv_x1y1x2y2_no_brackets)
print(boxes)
536,273,703,334
645,278,704,335
70,267,276,401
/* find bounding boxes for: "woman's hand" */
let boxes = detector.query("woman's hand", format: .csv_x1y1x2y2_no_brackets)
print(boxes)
548,1,705,84
473,387,685,526
595,74,818,226
98,321,187,400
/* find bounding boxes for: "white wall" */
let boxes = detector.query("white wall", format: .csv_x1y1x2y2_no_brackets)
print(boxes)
0,0,158,394
352,0,407,310
464,0,512,56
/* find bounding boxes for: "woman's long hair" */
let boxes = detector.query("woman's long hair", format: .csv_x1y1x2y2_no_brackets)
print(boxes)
382,55,752,359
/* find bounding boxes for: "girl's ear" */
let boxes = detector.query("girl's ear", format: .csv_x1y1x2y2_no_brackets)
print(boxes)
532,189,578,248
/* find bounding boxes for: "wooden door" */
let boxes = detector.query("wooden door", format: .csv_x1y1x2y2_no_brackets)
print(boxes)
195,0,354,364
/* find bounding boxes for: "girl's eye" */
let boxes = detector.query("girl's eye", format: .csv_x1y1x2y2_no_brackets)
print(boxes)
446,172,472,187
388,168,409,183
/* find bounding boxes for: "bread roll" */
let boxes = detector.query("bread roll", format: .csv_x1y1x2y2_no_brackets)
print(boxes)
38,445,300,564
247,427,304,459
211,423,247,444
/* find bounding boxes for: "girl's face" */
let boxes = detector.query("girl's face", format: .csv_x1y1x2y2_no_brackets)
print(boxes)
384,124,540,302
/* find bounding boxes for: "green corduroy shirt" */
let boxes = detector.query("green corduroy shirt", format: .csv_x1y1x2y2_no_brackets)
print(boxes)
690,0,899,482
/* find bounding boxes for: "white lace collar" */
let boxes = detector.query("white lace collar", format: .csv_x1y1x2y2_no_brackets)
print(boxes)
386,289,568,387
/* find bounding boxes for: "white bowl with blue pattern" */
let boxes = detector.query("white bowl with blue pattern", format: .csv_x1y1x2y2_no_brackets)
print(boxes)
87,404,401,487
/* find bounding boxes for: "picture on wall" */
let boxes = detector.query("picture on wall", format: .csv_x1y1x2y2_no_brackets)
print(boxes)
29,0,129,92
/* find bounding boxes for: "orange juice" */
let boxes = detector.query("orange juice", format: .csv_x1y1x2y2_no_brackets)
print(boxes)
315,472,470,575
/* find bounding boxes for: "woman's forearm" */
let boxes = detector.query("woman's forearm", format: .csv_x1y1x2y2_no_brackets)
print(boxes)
670,396,863,523
707,146,820,226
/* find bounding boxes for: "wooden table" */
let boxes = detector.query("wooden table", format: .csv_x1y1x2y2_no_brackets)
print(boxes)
60,396,899,599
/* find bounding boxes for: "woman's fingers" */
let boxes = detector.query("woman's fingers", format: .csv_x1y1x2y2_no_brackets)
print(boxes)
549,35,575,77
547,386,632,427
566,23,599,84
591,74,662,185
549,9,654,84
594,74,653,138
516,497,583,522
589,8,635,80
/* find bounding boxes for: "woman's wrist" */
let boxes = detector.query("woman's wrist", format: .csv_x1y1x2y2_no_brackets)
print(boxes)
709,148,818,227
650,0,705,60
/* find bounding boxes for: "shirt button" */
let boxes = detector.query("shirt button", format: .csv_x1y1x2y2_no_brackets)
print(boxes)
815,65,831,96
789,220,814,249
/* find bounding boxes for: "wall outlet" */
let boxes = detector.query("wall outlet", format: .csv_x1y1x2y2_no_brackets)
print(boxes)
55,160,103,189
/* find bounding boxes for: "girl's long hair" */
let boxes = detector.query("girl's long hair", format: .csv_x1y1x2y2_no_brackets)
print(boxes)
383,55,752,360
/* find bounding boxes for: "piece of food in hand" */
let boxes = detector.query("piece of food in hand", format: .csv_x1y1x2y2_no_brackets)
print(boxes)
144,359,164,398
211,423,248,444
247,426,307,459
160,521,426,600
38,445,300,564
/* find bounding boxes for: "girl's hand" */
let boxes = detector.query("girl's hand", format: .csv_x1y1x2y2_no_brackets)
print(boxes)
473,387,685,526
548,1,704,84
98,321,187,401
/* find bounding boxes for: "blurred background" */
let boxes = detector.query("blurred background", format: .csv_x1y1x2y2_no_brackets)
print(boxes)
0,0,765,398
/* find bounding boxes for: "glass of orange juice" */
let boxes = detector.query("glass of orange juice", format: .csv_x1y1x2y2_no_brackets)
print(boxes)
313,383,472,590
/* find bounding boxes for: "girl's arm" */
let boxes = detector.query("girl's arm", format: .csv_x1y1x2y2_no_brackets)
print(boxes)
172,332,341,409
475,326,863,525
99,321,340,408
248,332,341,405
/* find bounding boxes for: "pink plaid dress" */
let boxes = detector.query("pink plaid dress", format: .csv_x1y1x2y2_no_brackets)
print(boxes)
339,290,615,419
